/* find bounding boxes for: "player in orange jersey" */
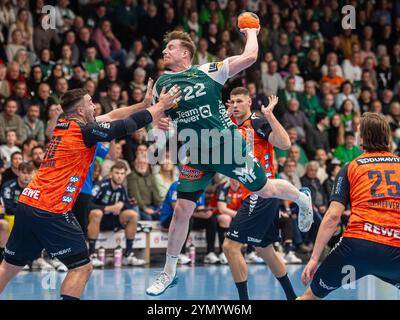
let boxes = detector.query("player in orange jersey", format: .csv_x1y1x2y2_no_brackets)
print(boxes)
0,85,181,300
222,87,299,300
300,112,400,299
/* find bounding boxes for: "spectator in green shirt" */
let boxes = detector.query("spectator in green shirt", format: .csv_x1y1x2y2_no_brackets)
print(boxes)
83,46,104,83
277,76,302,119
50,77,69,104
339,99,358,132
321,93,336,119
333,131,363,165
199,1,225,30
21,104,45,144
301,80,324,125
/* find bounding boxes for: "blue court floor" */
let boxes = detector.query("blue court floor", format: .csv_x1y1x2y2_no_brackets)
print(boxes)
1,265,399,300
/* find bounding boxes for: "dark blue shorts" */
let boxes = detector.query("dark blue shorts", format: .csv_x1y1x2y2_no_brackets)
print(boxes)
311,237,400,298
226,195,280,247
4,203,90,269
89,205,133,231
100,213,123,231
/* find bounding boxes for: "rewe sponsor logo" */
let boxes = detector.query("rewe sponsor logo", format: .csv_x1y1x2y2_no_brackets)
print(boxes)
363,223,400,239
22,188,40,200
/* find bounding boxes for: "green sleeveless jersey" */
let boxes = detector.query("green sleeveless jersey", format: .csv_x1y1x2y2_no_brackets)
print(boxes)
153,60,237,148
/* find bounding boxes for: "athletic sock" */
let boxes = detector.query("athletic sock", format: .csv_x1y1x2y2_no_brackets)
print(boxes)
206,217,217,254
294,192,309,209
60,295,80,300
218,227,228,252
235,280,249,300
124,239,134,257
88,239,97,255
0,247,4,263
277,274,297,300
163,254,178,277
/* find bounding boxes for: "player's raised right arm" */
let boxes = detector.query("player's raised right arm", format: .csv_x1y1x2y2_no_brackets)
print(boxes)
227,28,259,77
302,164,350,285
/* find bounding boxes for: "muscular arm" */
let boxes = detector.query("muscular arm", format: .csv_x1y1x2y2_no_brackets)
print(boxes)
82,110,154,148
266,114,291,150
82,85,181,147
46,105,63,138
227,28,259,77
107,141,117,161
95,101,146,122
261,96,291,150
309,201,344,262
309,164,350,262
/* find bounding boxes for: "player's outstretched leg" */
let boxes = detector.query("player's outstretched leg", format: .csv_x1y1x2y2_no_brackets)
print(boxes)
0,219,9,264
255,180,313,232
223,238,250,300
60,262,93,300
0,261,23,294
146,199,196,296
254,245,297,300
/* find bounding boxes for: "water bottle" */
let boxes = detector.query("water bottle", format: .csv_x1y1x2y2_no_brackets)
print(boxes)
189,244,196,266
98,247,105,264
114,246,122,268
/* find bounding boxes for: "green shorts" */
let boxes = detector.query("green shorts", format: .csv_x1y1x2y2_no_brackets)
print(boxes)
177,130,267,193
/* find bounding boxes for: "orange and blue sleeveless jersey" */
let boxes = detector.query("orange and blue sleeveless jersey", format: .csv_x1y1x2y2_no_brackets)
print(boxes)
233,113,275,199
18,111,153,214
330,151,400,247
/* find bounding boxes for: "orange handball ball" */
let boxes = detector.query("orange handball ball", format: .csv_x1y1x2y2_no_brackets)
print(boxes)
237,12,260,29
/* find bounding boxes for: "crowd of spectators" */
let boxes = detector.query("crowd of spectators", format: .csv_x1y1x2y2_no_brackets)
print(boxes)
1,0,400,265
